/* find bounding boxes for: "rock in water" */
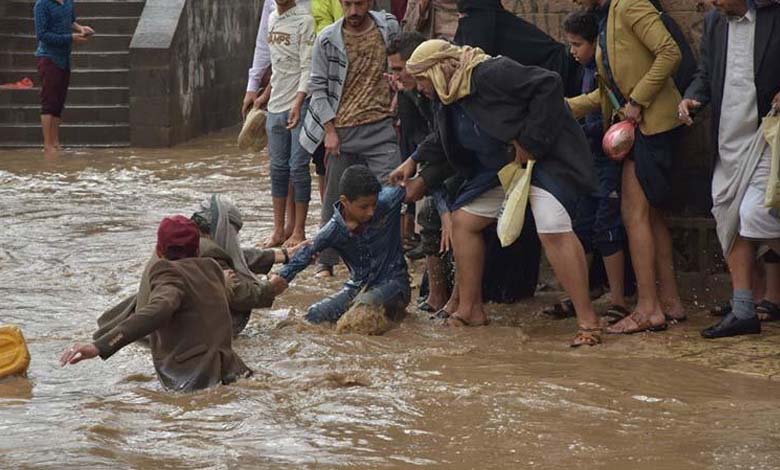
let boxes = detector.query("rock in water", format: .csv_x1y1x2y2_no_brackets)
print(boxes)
336,304,394,335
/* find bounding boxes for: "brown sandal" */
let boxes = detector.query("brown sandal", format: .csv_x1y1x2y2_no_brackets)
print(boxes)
570,327,603,347
606,312,667,334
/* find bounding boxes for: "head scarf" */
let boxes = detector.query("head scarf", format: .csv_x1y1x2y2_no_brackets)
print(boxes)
157,215,200,260
405,39,491,105
192,195,255,281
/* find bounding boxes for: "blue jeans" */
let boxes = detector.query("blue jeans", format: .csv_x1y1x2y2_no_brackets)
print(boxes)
266,104,312,202
305,278,411,324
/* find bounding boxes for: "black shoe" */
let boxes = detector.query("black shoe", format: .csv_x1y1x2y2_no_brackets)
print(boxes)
700,313,761,339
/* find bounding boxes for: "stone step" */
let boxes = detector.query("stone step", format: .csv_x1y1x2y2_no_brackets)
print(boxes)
0,68,129,87
0,87,129,106
0,51,129,69
0,122,130,145
5,0,144,18
0,104,129,123
0,16,140,36
0,33,133,53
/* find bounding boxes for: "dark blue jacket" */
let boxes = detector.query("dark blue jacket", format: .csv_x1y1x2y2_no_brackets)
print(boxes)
34,0,76,70
278,186,409,289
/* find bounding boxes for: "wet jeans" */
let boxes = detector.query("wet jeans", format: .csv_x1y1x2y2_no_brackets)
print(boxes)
266,104,312,202
305,277,411,324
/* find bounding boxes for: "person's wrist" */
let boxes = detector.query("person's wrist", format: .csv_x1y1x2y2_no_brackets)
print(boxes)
628,98,642,109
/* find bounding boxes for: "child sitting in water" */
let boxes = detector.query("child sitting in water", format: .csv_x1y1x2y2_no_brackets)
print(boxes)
269,165,411,326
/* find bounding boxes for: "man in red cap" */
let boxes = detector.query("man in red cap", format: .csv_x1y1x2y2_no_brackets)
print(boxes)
60,216,252,392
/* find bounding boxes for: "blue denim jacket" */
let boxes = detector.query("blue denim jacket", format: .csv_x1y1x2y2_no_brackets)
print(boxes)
278,186,408,289
34,0,76,70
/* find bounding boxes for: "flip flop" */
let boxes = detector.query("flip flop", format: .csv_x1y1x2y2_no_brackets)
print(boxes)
606,312,667,335
430,308,451,320
756,299,780,322
602,305,630,325
417,300,436,313
445,314,489,327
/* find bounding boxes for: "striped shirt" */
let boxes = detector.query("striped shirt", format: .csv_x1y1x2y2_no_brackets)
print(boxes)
34,0,76,70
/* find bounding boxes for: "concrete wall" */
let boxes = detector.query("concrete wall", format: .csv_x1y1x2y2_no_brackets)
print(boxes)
129,0,263,147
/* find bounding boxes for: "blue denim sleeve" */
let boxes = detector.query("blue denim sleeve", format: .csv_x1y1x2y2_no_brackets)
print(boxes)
277,222,335,282
431,189,450,215
35,2,73,47
381,186,406,211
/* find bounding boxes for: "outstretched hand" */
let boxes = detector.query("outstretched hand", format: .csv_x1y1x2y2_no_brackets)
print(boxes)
60,343,99,367
390,157,416,186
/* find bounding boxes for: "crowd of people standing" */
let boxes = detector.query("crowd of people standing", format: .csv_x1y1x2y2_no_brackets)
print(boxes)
57,0,780,391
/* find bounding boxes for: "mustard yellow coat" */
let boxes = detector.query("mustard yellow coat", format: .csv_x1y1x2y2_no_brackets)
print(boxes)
567,0,682,136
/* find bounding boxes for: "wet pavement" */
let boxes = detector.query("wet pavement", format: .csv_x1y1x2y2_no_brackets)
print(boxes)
1,131,779,469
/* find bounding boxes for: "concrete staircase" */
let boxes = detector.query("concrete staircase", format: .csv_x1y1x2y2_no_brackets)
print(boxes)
0,0,145,147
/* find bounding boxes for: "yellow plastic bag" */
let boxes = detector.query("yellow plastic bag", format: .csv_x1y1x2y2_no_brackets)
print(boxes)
0,325,31,379
763,113,780,208
497,160,535,247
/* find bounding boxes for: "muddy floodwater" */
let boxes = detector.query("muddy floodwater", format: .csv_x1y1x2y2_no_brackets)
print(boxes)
1,131,780,469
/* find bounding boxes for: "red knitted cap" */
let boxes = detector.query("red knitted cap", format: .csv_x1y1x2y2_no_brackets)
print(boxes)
156,215,200,259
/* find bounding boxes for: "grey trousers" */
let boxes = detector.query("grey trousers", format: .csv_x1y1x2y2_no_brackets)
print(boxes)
319,118,401,267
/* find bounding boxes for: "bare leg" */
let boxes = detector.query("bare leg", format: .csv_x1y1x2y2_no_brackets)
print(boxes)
729,236,755,292
608,160,665,333
264,196,287,248
284,201,308,247
52,116,62,149
425,255,448,311
603,250,626,308
447,210,493,325
651,208,685,319
284,184,296,240
442,278,460,314
41,114,56,154
539,232,600,330
318,175,326,202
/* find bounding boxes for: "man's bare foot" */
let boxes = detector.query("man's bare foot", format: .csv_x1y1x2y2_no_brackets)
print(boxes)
445,305,487,327
662,300,687,322
283,233,306,248
262,232,285,248
606,310,666,334
43,146,59,160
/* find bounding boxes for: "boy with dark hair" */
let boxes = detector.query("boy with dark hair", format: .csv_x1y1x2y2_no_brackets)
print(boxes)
270,165,411,324
61,215,252,392
560,10,628,323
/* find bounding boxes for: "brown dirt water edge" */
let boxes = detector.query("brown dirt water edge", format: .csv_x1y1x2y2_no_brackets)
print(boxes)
1,131,779,469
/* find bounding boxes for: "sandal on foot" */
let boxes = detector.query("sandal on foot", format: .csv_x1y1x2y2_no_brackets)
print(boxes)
445,315,489,327
430,308,451,320
602,305,630,325
543,299,576,319
417,300,436,313
756,299,780,322
606,312,667,335
570,327,603,347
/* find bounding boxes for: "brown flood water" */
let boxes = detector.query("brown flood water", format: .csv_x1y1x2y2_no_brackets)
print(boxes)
1,131,779,469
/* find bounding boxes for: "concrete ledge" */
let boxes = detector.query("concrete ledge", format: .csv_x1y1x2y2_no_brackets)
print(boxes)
129,0,262,146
